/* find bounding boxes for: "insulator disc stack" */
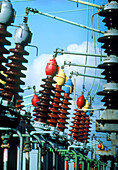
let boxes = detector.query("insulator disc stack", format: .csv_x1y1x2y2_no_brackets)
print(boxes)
0,26,11,90
1,44,28,102
97,1,118,109
69,109,83,140
33,76,55,124
33,57,59,124
47,85,63,127
1,20,32,107
69,110,91,143
0,0,15,90
69,95,85,141
54,69,67,131
16,99,25,109
82,114,91,143
58,93,72,132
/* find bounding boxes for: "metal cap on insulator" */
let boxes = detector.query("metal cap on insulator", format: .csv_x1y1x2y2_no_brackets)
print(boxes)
0,0,15,25
14,22,32,46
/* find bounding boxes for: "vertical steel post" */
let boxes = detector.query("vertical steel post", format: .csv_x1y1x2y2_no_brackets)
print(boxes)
25,151,30,170
3,148,8,170
53,151,56,170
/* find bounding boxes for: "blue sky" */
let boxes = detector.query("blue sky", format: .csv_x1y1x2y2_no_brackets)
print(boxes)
6,0,111,153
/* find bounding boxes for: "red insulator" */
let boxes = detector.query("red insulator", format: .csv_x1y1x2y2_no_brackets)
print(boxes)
45,57,59,76
31,94,40,107
47,85,63,127
0,24,11,89
1,44,28,102
57,93,72,132
76,95,85,108
98,143,102,149
33,76,55,124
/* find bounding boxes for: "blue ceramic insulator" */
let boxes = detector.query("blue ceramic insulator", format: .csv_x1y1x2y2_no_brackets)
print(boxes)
62,78,73,94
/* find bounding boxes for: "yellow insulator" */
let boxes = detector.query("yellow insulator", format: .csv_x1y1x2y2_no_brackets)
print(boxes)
0,71,7,85
101,144,104,150
55,69,66,86
1,71,7,77
82,100,90,112
0,79,6,85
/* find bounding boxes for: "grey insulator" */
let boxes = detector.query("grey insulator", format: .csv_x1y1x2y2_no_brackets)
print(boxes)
0,0,15,25
14,22,32,45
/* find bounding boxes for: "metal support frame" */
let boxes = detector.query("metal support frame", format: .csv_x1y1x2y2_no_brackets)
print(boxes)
0,127,23,170
26,7,104,34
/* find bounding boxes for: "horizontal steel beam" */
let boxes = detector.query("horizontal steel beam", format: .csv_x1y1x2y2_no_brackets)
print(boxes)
54,50,107,57
69,0,103,9
64,61,99,69
70,71,104,79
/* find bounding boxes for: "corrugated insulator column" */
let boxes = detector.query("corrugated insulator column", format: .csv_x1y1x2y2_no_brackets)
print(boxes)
82,114,91,143
69,109,82,140
33,77,55,123
54,69,67,131
0,1,15,90
47,84,62,127
1,20,32,105
69,95,85,141
97,1,118,109
57,78,73,132
33,57,59,124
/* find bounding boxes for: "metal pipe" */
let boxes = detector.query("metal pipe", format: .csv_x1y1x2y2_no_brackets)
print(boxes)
82,161,84,170
0,128,23,170
33,135,42,170
53,50,107,57
3,148,8,170
68,0,103,9
71,150,78,170
87,0,97,98
70,71,104,79
27,44,38,56
64,61,98,69
27,8,104,34
25,152,30,170
30,132,42,170
23,92,39,99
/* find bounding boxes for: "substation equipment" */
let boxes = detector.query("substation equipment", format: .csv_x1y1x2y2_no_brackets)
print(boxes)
0,0,118,170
